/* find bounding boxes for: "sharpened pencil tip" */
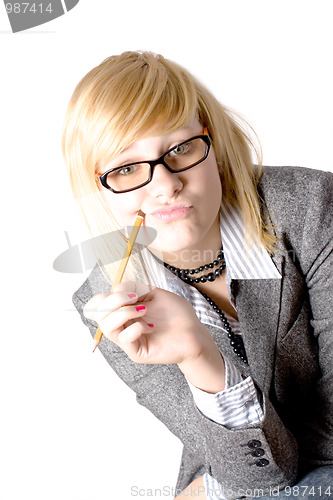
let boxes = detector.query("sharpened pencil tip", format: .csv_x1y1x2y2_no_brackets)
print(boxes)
92,340,100,353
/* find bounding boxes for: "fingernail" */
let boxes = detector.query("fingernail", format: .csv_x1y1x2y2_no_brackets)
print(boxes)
136,305,146,311
147,323,154,328
127,293,137,299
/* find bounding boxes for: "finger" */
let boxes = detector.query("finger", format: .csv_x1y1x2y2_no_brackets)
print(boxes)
99,304,147,342
94,291,139,317
112,281,155,301
118,320,149,346
112,281,137,294
83,293,108,320
117,321,149,361
83,291,138,322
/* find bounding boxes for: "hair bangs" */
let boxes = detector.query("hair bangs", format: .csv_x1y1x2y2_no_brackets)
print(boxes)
84,52,199,170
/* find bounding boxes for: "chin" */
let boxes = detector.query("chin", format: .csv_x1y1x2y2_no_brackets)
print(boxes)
151,235,193,256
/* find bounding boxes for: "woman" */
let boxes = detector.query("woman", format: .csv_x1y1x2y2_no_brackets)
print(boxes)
62,51,333,499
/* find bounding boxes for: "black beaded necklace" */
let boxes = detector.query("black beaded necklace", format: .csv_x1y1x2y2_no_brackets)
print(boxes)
164,248,226,283
201,292,248,365
163,250,248,365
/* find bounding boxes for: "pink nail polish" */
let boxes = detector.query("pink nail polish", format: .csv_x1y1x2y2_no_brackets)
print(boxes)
136,305,146,311
127,293,137,299
147,323,154,328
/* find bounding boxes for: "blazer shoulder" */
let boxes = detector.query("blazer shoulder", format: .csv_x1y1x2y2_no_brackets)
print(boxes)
259,165,333,195
257,166,333,273
258,165,333,223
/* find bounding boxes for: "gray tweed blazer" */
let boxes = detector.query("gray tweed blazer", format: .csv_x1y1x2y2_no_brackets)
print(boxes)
72,166,333,499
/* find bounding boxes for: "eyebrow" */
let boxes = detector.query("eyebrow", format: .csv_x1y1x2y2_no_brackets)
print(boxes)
122,127,196,154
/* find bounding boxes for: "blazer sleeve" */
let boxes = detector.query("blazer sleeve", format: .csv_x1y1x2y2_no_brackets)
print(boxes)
296,169,333,465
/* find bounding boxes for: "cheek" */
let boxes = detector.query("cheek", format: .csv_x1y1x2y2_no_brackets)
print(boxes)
101,191,143,226
211,169,223,198
195,159,222,201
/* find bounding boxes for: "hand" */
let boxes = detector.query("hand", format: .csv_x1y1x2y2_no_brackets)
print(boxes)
84,281,225,392
174,475,206,499
83,281,211,365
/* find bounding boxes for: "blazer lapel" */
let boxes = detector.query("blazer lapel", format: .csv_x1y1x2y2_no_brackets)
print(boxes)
232,251,284,392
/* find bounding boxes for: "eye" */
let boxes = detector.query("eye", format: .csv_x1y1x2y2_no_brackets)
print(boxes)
118,165,136,175
111,164,141,177
168,143,190,157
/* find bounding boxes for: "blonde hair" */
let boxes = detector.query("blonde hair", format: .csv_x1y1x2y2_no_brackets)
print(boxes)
62,50,276,283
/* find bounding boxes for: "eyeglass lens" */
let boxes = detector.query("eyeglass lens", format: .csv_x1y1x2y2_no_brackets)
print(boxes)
104,136,207,192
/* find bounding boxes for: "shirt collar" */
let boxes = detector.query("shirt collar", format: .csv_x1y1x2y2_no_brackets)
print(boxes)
220,202,281,280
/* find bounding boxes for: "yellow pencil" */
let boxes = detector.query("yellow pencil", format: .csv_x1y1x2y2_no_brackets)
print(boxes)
92,210,145,352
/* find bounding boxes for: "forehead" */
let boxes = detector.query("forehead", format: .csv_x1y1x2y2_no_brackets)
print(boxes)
127,120,201,151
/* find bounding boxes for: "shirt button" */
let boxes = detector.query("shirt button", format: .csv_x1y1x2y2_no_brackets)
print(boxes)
256,459,270,467
251,448,265,457
247,439,262,449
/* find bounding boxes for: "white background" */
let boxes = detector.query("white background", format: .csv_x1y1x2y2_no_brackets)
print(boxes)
1,1,332,499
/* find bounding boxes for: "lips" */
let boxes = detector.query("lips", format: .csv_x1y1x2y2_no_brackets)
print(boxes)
150,204,193,221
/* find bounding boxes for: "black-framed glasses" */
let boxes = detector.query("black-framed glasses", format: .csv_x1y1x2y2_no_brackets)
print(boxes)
98,134,211,193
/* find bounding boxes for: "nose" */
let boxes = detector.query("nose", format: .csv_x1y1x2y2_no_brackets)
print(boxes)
148,163,183,199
